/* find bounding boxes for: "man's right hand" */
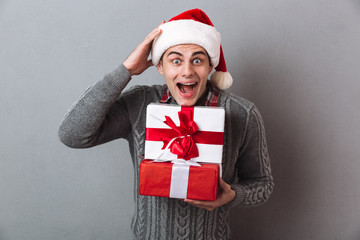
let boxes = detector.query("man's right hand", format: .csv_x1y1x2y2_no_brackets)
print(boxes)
123,21,165,76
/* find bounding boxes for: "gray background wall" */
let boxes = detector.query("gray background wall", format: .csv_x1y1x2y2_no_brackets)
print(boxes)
1,0,359,239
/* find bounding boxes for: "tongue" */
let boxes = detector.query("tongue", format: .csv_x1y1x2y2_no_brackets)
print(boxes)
180,84,193,93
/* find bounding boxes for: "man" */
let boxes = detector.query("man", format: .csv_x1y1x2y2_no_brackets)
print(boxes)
59,9,274,240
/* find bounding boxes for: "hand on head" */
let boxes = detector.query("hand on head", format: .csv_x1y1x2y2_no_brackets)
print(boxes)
123,21,165,76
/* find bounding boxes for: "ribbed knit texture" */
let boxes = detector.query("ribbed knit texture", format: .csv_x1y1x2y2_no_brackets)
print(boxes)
58,64,274,240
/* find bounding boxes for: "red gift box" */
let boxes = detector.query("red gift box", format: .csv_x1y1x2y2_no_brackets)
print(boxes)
139,160,219,201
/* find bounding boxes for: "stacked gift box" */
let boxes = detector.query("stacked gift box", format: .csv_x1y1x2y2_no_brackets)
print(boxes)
139,103,225,201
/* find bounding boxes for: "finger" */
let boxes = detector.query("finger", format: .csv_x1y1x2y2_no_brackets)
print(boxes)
144,21,164,42
158,20,166,26
218,177,226,190
146,59,154,68
184,199,218,209
144,20,166,44
218,177,232,192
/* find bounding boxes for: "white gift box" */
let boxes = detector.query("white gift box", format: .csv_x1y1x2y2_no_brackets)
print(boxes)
144,103,225,164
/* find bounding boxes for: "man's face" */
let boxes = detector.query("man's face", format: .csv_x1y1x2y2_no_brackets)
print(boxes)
157,44,213,106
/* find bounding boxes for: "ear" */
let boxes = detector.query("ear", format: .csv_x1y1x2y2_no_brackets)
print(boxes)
208,65,214,75
157,62,164,75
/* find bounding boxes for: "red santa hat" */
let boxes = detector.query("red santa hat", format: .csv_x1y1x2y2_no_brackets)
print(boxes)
151,8,233,90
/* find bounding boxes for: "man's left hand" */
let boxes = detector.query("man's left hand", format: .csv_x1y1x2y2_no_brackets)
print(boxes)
184,177,236,211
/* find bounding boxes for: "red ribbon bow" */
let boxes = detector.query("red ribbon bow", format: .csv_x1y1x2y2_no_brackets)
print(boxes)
161,108,199,160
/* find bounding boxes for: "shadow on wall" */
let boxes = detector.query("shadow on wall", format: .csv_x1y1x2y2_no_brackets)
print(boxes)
228,47,320,238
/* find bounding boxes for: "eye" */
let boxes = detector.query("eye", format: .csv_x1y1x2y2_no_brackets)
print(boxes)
193,59,201,64
172,59,181,64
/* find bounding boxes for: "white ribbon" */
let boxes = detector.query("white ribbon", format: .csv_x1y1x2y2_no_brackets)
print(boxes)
169,164,190,199
151,135,201,167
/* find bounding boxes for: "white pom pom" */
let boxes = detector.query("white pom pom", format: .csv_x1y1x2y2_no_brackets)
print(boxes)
210,71,233,90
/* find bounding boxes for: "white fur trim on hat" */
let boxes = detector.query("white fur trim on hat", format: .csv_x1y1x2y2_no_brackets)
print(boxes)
210,71,233,90
151,20,221,66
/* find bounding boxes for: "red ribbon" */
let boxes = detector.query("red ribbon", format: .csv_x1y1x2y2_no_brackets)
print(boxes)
161,107,199,160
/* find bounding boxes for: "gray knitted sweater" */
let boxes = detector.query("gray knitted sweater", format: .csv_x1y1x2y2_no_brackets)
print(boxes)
58,64,274,240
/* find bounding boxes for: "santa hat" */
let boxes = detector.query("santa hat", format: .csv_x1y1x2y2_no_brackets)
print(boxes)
151,8,233,90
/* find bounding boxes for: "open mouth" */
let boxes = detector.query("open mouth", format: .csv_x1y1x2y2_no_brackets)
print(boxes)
177,82,198,95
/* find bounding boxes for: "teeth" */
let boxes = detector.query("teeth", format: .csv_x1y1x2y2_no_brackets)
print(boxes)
181,83,195,86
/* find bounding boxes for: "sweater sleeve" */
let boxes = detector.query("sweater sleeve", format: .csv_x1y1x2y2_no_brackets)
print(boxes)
228,105,274,207
58,64,133,148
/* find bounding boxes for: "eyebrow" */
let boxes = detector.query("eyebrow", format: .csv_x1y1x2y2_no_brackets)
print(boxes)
192,51,207,57
167,51,207,57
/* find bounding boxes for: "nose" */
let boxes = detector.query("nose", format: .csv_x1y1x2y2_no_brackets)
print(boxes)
182,61,194,78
